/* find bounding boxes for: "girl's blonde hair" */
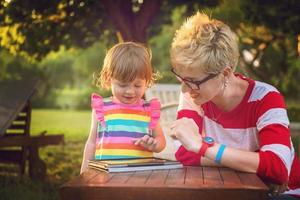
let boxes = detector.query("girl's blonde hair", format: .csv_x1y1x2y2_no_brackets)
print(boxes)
95,42,156,89
170,12,239,74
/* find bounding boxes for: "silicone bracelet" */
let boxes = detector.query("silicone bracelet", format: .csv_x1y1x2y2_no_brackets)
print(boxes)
215,144,226,164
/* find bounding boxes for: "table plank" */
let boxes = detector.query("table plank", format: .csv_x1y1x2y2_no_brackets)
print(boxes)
219,167,243,187
146,169,169,186
185,166,204,186
87,171,114,185
126,170,152,185
203,166,223,186
237,171,269,189
106,172,134,185
62,169,99,187
165,168,186,186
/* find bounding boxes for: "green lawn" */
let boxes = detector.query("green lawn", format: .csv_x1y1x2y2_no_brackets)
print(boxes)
31,109,91,140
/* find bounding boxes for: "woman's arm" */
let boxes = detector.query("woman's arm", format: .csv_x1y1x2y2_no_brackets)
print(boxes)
170,117,259,173
205,144,259,173
80,110,97,174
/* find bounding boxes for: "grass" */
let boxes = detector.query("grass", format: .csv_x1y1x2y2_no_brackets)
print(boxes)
31,109,91,140
0,109,91,200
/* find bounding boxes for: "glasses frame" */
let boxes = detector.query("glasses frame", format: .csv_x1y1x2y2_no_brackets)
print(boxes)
171,68,219,90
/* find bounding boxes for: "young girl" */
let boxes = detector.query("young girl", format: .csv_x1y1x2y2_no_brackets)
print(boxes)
81,42,166,173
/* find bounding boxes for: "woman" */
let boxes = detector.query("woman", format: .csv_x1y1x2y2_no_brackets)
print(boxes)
169,12,300,199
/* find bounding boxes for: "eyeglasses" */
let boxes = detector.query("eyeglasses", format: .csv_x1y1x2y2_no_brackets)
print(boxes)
171,68,219,90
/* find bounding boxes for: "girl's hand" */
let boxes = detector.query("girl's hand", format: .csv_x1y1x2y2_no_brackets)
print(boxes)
169,117,202,153
132,135,159,151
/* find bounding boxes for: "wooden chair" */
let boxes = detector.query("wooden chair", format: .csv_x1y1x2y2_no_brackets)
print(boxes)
146,84,181,160
145,84,181,107
0,79,64,179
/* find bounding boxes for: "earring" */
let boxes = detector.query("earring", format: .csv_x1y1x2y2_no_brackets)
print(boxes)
224,79,229,88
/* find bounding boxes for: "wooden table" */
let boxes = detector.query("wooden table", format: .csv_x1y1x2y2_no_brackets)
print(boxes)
60,166,269,200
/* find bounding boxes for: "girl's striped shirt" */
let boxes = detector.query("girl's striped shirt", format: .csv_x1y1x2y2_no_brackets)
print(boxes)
91,93,160,160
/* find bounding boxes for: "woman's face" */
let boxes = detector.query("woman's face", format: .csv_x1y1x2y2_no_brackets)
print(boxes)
173,67,222,105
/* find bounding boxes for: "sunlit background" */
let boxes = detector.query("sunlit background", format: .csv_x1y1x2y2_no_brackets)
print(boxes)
0,0,299,199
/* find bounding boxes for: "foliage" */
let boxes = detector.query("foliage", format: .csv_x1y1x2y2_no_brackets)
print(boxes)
0,175,60,200
239,0,300,99
0,0,299,106
288,104,300,122
149,5,187,82
0,50,42,80
0,0,220,60
32,41,109,109
241,0,300,36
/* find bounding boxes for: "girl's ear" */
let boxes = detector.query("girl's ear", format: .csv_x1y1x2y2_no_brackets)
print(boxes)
102,78,112,90
107,78,113,86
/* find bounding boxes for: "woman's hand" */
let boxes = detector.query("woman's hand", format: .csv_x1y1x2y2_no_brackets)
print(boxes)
132,135,159,151
169,117,202,153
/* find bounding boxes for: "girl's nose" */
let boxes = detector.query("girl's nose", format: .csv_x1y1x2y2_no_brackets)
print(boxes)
125,86,135,94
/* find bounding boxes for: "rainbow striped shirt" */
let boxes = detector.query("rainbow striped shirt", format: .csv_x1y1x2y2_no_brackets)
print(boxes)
91,93,161,160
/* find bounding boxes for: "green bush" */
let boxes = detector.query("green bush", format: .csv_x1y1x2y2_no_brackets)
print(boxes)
292,136,299,158
287,104,300,122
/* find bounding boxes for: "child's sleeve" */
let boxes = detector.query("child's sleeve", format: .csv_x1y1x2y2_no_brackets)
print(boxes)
149,98,161,130
91,93,105,127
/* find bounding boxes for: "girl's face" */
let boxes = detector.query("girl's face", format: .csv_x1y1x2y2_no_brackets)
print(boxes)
173,67,222,105
110,78,147,105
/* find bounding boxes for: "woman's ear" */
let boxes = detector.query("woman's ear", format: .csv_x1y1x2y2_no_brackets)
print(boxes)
222,67,232,79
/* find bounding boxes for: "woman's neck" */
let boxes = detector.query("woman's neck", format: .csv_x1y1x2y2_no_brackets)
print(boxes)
211,74,248,112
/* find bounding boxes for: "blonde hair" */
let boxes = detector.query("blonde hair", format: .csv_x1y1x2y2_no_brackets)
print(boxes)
95,42,156,89
170,12,239,74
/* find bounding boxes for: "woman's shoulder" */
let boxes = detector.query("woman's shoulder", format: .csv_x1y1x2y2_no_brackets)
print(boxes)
249,80,282,102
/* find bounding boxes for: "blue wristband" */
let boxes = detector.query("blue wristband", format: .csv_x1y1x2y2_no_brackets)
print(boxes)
215,144,226,164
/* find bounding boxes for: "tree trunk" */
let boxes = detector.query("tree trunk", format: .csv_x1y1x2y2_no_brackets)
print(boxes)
102,0,162,43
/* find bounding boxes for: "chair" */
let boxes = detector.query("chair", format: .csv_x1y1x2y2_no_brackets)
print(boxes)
146,84,182,160
145,84,181,107
0,79,64,179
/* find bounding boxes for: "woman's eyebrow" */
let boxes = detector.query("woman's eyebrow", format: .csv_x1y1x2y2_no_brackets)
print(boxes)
184,76,201,81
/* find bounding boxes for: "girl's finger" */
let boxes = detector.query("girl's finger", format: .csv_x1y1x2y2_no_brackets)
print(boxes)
142,135,150,143
147,137,154,145
131,138,141,145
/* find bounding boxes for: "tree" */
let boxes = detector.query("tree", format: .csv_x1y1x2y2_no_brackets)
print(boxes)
239,0,300,99
0,0,219,60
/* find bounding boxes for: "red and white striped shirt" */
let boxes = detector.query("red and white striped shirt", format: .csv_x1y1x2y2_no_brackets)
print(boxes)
175,74,300,197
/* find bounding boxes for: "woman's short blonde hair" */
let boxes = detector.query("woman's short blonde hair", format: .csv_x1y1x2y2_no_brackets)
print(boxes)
170,12,239,74
95,42,156,89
